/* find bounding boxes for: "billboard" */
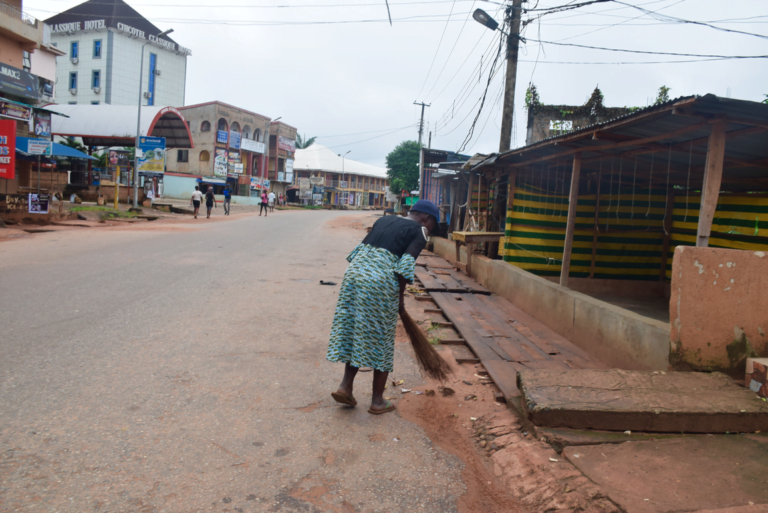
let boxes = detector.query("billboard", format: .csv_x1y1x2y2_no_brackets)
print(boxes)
229,131,241,149
278,135,295,152
214,148,228,177
137,136,165,174
0,120,16,180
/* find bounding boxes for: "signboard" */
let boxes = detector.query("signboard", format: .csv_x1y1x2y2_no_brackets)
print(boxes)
278,135,295,153
229,131,241,150
313,194,323,205
339,180,348,189
299,177,311,199
137,136,165,174
286,172,293,184
250,177,261,190
0,63,39,101
34,112,51,137
49,19,191,55
262,180,270,190
216,130,228,144
27,139,52,156
227,151,241,174
214,148,228,177
0,120,16,180
285,159,294,174
240,138,265,154
28,193,50,214
309,176,324,186
0,100,32,122
277,172,285,182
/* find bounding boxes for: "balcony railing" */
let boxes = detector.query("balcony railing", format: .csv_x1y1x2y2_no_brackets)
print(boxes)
326,180,384,191
0,1,38,27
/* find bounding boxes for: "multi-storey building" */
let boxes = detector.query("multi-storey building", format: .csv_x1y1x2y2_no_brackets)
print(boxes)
267,121,297,199
164,101,272,200
44,0,190,106
1,0,67,195
293,144,390,208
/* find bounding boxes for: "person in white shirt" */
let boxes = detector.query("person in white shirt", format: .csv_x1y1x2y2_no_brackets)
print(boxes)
268,191,276,212
190,186,204,219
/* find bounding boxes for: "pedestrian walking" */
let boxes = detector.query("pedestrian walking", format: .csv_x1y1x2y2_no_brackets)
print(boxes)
268,191,276,212
326,200,440,415
223,185,232,215
259,190,268,217
205,185,216,218
190,186,203,219
278,193,283,207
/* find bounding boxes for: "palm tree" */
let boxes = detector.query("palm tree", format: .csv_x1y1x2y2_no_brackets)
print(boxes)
60,137,87,152
295,133,317,149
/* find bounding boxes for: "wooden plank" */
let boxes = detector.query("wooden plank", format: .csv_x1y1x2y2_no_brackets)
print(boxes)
430,292,503,363
697,120,727,247
483,360,522,403
414,268,447,291
440,338,466,345
449,271,490,294
456,358,481,364
423,308,442,313
476,294,605,367
414,295,434,302
560,152,581,288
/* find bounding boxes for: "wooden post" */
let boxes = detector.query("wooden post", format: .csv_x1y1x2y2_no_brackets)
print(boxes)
696,121,727,247
560,153,582,288
589,174,602,278
463,173,473,233
659,189,675,280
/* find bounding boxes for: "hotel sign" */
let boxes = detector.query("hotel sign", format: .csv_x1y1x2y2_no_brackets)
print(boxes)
0,120,16,180
50,19,191,55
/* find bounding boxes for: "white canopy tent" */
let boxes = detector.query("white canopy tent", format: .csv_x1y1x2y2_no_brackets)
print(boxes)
46,104,194,148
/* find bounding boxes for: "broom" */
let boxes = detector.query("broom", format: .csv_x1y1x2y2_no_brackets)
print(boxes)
400,308,453,382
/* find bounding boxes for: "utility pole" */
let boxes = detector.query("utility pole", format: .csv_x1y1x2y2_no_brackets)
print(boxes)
413,101,430,147
498,0,524,153
414,101,430,199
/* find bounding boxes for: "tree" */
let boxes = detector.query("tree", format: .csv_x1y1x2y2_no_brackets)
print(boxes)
296,134,317,149
655,86,671,105
60,137,86,152
94,152,108,171
386,140,421,195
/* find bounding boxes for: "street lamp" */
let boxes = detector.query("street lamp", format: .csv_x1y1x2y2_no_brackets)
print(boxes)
472,9,509,36
133,28,173,208
341,150,350,190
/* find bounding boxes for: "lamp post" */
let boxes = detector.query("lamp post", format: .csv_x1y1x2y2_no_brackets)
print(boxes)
133,28,173,208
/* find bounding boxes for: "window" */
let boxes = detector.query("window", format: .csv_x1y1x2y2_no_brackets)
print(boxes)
147,53,157,106
200,120,211,132
91,101,100,105
70,41,78,59
178,150,189,162
199,150,210,162
93,40,102,58
217,118,228,131
68,101,77,105
254,128,261,142
230,122,240,132
243,125,252,139
69,72,77,90
92,70,100,88
22,51,31,72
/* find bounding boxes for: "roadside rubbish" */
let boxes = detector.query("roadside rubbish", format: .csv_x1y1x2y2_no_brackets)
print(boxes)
319,280,337,286
439,386,455,397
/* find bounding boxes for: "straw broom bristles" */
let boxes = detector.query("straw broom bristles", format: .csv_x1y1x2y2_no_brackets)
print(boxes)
399,309,453,382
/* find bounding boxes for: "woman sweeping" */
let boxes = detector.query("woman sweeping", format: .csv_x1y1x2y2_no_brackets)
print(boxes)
327,200,440,415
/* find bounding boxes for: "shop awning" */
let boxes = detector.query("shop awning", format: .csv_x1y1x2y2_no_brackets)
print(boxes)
196,177,226,185
16,137,96,160
0,97,69,118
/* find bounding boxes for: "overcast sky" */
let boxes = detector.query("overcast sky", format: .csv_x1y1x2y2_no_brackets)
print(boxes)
25,0,768,168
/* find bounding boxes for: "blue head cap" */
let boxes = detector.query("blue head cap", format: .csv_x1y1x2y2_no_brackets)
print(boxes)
410,199,441,234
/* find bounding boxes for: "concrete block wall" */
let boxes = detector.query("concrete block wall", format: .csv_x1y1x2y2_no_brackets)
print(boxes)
431,237,671,370
670,246,768,375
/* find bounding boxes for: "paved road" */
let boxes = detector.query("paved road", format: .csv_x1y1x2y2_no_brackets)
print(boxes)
0,211,465,512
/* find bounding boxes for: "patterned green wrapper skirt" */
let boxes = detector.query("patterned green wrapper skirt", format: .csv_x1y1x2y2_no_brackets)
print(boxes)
326,244,416,372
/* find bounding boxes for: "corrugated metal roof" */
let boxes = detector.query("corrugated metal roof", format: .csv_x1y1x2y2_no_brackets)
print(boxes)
472,94,768,191
294,144,387,179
